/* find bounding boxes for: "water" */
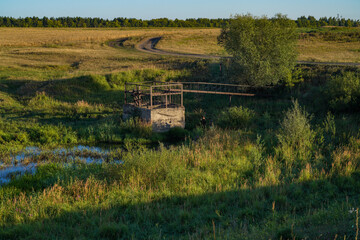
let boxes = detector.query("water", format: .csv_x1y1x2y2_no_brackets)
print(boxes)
0,163,37,185
0,145,121,186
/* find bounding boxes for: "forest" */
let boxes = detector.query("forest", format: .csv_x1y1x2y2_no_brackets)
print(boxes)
0,15,359,28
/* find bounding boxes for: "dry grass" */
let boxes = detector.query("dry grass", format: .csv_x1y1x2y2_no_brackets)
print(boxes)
0,28,359,81
155,29,226,55
0,28,222,81
298,38,360,63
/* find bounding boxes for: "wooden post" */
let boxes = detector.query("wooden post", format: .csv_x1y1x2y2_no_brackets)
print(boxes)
229,95,232,107
169,88,172,105
165,94,168,108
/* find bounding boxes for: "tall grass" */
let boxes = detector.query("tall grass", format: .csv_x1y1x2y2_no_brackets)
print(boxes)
1,127,360,239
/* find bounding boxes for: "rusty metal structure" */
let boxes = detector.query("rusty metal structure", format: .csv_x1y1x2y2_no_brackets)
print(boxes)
123,81,260,132
124,81,183,109
124,81,256,108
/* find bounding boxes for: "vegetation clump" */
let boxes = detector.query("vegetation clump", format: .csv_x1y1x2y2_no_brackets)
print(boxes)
277,100,315,168
325,71,360,111
218,106,255,129
218,14,298,86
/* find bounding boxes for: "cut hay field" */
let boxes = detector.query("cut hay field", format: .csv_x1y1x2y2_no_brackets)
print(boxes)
0,28,359,82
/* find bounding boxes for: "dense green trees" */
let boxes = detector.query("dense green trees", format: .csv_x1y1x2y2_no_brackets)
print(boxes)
218,14,298,86
0,16,230,28
296,15,360,27
0,16,358,28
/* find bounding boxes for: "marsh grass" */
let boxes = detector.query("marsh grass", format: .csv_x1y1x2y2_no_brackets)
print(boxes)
1,127,360,239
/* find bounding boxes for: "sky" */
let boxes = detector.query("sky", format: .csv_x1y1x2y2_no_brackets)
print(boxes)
0,0,359,20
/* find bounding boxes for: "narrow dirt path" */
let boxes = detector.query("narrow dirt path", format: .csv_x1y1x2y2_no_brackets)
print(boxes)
136,37,222,59
107,38,129,48
109,37,360,67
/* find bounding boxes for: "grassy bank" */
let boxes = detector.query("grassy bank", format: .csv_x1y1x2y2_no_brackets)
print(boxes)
1,124,360,239
0,64,360,238
1,27,360,239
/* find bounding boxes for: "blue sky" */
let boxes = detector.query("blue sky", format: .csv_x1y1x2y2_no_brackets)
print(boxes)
0,0,359,20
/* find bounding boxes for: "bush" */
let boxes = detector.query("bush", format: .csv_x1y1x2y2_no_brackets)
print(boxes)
325,71,360,111
218,106,255,129
218,14,297,86
277,100,314,165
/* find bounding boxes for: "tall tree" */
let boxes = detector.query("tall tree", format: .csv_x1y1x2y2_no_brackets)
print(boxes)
218,14,298,86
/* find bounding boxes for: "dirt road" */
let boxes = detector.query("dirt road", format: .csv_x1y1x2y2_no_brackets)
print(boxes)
136,37,222,59
110,37,360,67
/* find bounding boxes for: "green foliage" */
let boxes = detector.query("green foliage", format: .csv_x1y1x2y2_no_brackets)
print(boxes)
277,100,314,165
2,49,360,239
0,15,359,28
0,117,77,147
80,118,153,143
217,106,255,129
106,69,190,89
0,92,22,112
218,14,298,86
165,127,189,143
284,67,304,87
79,75,111,91
1,130,360,239
325,71,360,111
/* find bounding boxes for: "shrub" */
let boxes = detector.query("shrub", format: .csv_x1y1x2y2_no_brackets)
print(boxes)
277,100,314,165
218,106,255,129
325,71,360,111
218,14,297,86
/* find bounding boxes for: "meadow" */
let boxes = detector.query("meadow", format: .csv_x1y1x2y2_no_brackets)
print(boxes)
0,27,360,239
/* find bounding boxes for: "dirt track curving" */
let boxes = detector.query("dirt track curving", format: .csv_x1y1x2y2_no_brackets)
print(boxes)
107,38,129,48
136,37,222,59
109,37,360,67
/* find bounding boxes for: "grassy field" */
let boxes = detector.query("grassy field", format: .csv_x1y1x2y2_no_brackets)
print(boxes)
0,27,360,239
0,28,359,82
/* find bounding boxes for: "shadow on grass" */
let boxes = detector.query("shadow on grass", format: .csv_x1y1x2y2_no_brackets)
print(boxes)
1,170,359,240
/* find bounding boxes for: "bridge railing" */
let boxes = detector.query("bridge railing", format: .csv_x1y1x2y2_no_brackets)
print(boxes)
124,82,183,109
124,81,268,109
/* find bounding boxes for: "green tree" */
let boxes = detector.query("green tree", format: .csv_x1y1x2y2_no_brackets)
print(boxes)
218,14,298,86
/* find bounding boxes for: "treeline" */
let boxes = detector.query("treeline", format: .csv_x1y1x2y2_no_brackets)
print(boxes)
0,17,229,28
0,16,359,28
296,16,360,27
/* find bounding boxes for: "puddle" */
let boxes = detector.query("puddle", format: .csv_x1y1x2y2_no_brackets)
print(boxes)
0,163,37,185
0,145,122,186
